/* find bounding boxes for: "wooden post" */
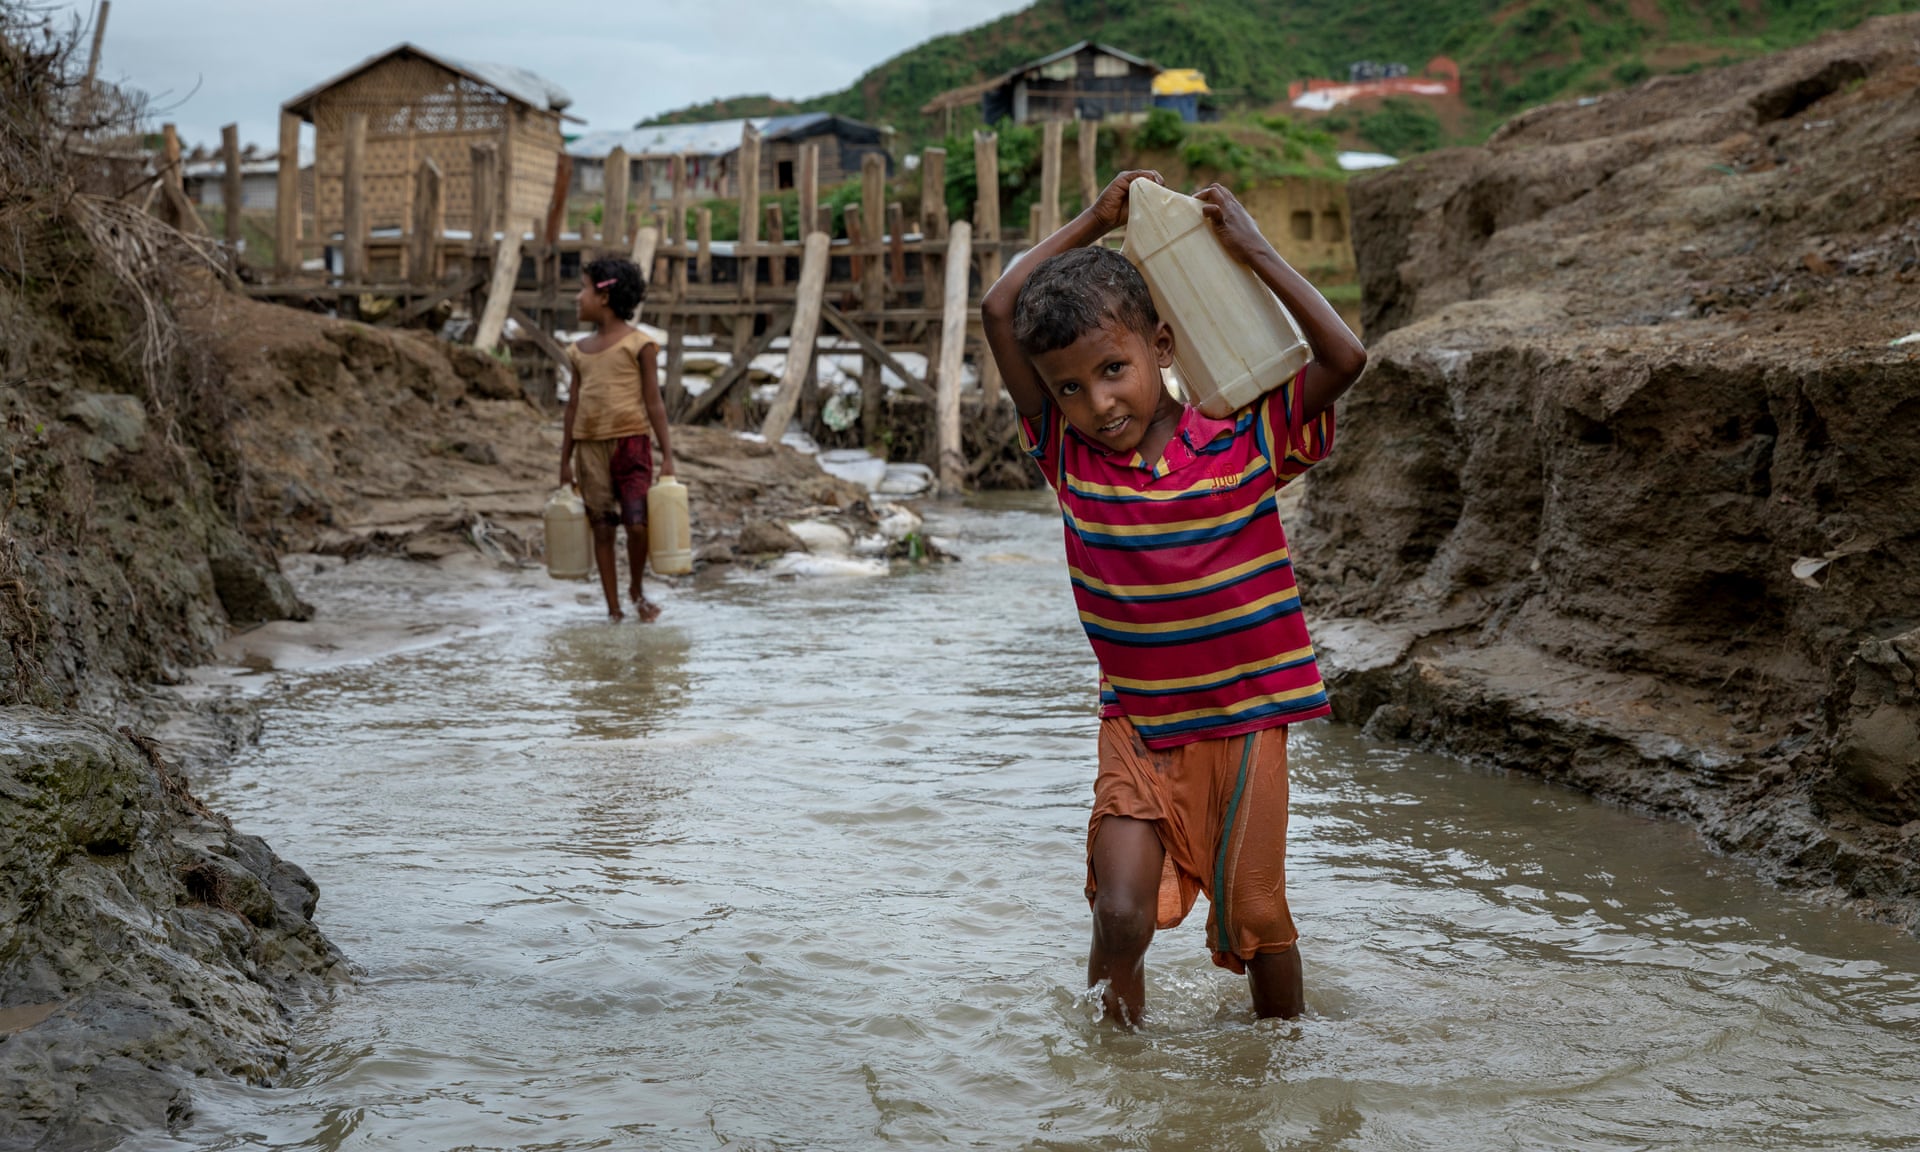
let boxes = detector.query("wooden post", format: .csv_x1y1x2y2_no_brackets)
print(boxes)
974,130,1003,410
759,231,832,440
973,129,1001,277
695,207,712,282
844,204,865,284
474,229,523,353
1077,117,1099,212
219,123,242,249
342,111,367,283
887,202,905,286
82,0,109,96
860,152,885,308
670,154,689,299
798,143,820,236
629,225,660,285
603,146,630,255
936,221,973,494
161,122,183,190
409,157,443,285
664,317,687,415
921,147,947,240
470,143,498,253
579,210,596,247
1029,202,1043,244
737,123,761,305
765,203,786,289
275,111,300,277
1040,118,1063,239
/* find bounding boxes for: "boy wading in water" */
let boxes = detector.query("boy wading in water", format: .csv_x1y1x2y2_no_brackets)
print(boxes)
560,257,677,622
981,172,1367,1024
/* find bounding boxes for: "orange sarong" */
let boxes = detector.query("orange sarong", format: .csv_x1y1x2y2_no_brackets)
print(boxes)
1087,716,1298,974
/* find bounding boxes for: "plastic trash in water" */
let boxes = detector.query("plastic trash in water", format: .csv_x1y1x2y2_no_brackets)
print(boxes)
816,448,889,491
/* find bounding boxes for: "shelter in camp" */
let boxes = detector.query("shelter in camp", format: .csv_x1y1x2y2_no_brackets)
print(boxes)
283,43,574,238
921,41,1159,131
568,113,890,202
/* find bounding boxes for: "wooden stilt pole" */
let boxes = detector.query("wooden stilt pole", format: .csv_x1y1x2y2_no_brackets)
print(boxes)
342,111,367,283
603,145,630,256
798,143,820,236
409,157,443,285
220,123,242,249
1078,116,1099,212
275,111,300,277
973,130,1002,409
474,229,522,353
1040,118,1062,238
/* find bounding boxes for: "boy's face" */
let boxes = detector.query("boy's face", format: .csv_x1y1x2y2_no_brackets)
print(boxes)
1029,318,1177,455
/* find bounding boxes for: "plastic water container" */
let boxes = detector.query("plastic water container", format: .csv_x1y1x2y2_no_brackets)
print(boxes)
647,477,693,575
543,487,592,580
1121,179,1312,418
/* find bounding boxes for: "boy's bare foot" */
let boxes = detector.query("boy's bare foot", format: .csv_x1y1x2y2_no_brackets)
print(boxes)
607,608,626,622
635,598,662,623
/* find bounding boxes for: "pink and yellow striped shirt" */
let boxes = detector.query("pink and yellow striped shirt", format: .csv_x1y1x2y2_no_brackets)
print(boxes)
1020,369,1335,749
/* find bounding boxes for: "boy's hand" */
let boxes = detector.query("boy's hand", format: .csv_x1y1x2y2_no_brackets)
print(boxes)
558,459,573,488
1089,169,1164,232
1195,184,1276,267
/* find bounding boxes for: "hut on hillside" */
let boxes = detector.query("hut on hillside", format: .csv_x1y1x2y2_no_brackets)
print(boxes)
921,42,1159,133
568,113,890,203
283,43,575,239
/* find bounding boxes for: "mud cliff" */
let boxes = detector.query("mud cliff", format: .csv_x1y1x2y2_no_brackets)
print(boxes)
1304,15,1920,923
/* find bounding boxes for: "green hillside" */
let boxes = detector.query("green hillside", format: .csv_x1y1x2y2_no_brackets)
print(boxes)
645,0,1912,147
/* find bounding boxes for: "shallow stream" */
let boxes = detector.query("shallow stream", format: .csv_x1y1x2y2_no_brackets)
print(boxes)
172,494,1919,1150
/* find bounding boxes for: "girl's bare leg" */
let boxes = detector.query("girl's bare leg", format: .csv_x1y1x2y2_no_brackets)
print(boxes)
625,528,659,621
592,523,623,620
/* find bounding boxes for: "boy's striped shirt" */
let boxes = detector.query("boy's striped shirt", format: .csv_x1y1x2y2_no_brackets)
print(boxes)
1021,369,1334,749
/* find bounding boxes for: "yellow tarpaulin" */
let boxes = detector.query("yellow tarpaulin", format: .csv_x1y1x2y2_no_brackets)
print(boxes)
1153,68,1210,96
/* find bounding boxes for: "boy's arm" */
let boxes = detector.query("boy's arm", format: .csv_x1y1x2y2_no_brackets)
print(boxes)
639,342,674,476
980,170,1163,419
1194,184,1367,422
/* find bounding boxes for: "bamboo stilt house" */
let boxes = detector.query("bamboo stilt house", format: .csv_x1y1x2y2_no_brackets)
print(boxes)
283,43,575,239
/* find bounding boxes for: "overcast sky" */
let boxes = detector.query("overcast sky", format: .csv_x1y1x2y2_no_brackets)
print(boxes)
61,0,1032,150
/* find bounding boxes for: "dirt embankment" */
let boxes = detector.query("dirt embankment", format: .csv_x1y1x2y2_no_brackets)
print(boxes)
1302,14,1920,926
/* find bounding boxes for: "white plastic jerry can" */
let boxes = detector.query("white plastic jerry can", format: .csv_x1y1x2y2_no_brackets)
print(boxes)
543,487,593,580
647,477,693,576
1121,179,1312,418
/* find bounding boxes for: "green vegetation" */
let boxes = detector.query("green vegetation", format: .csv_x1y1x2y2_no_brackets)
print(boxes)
647,0,1910,150
1357,98,1443,155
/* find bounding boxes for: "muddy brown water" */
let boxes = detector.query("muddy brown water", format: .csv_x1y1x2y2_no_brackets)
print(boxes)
166,494,1919,1151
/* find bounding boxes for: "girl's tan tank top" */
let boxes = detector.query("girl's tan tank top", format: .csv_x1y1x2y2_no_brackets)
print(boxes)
567,329,655,441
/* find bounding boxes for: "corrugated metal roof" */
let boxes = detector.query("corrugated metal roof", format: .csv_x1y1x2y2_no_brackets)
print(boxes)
283,43,571,120
570,113,876,159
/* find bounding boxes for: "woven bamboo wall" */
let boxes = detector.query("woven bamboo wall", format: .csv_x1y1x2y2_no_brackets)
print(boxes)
308,54,560,237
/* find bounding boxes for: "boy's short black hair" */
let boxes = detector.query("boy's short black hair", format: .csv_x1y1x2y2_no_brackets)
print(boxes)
1011,246,1159,357
585,256,646,319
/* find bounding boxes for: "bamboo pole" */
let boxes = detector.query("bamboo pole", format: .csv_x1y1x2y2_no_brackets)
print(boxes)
1040,119,1062,239
161,122,182,190
759,231,832,441
921,147,947,239
342,111,367,282
275,111,299,277
82,0,109,96
474,229,522,353
798,143,819,236
220,123,242,248
630,225,660,284
1077,117,1099,212
409,156,442,285
603,146,630,255
936,220,973,494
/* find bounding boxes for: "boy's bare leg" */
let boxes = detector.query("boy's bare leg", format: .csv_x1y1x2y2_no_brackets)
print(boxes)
1247,947,1303,1020
1087,815,1164,1027
592,523,623,620
624,529,659,622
